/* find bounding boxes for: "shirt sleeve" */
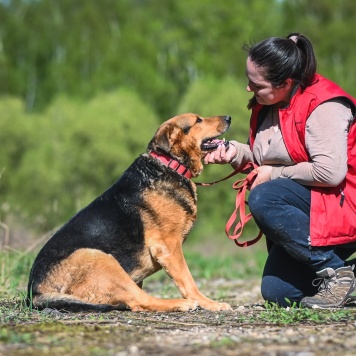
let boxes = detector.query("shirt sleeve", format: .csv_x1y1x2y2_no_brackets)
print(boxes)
270,98,353,187
229,140,254,170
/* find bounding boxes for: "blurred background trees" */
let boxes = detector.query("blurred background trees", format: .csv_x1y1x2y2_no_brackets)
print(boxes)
0,0,355,245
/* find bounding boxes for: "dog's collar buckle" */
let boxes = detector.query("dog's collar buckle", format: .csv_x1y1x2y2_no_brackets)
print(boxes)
149,151,193,179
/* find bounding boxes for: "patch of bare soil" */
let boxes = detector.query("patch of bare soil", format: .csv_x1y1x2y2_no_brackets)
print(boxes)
1,279,356,355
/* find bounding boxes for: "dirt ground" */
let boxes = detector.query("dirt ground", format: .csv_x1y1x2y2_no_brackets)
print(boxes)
2,278,356,356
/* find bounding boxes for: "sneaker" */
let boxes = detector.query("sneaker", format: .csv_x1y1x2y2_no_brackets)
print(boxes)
300,266,356,308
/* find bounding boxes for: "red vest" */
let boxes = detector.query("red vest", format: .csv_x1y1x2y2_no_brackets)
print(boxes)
250,74,356,246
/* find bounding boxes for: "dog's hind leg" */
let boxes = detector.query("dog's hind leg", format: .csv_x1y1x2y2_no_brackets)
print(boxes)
150,243,232,311
35,248,198,312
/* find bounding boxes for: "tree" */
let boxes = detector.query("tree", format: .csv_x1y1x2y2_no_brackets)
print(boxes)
280,0,356,94
0,0,283,116
1,89,158,230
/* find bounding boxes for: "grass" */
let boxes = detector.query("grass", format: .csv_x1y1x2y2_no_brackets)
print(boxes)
0,249,34,299
257,301,353,324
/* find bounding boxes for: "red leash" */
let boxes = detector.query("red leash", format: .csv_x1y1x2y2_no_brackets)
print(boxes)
196,162,263,248
195,169,241,186
225,164,264,247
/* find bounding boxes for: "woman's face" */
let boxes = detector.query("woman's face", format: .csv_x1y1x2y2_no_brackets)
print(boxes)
246,57,292,106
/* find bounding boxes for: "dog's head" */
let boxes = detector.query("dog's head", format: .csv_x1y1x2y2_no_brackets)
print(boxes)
148,113,231,177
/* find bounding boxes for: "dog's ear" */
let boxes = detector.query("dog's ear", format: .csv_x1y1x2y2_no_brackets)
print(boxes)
147,123,180,154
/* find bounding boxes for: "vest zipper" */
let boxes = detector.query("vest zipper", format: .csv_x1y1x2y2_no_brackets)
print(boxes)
340,189,356,214
340,189,345,207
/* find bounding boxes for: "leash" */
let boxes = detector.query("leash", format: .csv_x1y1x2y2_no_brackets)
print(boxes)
195,169,241,186
224,163,264,247
196,161,263,248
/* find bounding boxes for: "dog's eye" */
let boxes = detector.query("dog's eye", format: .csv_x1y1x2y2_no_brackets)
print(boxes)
196,117,203,123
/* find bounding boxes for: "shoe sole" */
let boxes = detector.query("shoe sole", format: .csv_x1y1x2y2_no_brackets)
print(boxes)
301,298,354,309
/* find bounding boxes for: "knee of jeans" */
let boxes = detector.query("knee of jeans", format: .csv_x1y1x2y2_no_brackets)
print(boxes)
261,275,303,307
248,184,267,216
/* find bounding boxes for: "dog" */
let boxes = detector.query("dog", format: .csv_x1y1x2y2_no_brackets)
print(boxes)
27,113,232,312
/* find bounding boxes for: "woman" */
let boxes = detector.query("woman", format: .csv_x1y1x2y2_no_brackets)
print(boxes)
205,33,356,308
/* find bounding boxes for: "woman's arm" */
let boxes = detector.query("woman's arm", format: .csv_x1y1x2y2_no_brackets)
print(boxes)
229,141,254,169
271,99,353,187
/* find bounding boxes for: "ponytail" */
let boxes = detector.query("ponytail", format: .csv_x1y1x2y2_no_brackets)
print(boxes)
286,33,317,89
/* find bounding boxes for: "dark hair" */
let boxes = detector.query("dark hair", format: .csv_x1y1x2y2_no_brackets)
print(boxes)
246,33,317,108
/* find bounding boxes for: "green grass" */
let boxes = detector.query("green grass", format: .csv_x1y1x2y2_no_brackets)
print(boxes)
257,301,353,324
0,249,34,299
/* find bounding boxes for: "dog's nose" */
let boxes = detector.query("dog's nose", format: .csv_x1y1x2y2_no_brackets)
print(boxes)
224,116,232,124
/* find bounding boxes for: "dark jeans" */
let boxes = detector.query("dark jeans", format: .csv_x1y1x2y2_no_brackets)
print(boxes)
248,178,356,307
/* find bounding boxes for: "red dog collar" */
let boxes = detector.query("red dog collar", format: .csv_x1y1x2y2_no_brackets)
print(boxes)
149,151,193,179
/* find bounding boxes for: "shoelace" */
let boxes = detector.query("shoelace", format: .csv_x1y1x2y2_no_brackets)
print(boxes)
312,276,337,296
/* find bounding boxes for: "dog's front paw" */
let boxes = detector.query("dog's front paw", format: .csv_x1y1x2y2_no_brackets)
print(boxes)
200,301,232,311
178,299,199,312
216,302,232,311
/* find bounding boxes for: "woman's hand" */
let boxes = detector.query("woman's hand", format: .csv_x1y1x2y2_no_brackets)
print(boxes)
203,142,237,165
251,165,273,189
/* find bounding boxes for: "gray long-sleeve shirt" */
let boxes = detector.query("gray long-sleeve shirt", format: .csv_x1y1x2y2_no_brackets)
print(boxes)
231,98,354,187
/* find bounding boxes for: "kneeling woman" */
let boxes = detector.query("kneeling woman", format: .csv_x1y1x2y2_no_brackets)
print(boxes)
205,33,356,308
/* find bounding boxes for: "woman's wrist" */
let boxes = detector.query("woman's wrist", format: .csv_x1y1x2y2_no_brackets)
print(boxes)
270,166,284,180
228,141,239,164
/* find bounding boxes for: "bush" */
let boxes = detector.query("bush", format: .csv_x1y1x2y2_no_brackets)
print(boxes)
1,90,158,230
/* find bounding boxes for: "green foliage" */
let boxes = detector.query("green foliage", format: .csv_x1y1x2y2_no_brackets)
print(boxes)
1,89,158,229
0,249,34,298
178,76,251,143
0,97,34,208
0,329,37,345
258,301,352,325
1,0,355,242
281,0,356,94
0,0,284,115
0,0,355,118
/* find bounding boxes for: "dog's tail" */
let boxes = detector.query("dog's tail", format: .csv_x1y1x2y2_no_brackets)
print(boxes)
27,293,128,313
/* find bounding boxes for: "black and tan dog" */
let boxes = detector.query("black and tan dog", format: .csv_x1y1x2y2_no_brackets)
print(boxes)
27,113,232,312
